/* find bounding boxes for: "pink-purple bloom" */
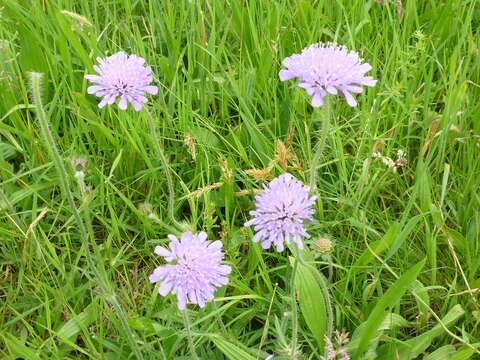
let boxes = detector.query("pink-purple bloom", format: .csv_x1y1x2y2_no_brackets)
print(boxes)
149,231,231,310
279,43,376,107
245,173,316,251
85,52,158,111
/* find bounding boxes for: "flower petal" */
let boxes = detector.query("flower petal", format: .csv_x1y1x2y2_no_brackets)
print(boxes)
154,246,171,257
279,69,296,81
342,90,357,107
118,96,128,110
144,85,158,95
159,281,173,296
311,92,325,107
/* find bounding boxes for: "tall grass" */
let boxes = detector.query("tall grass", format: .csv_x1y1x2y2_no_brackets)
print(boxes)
0,0,479,358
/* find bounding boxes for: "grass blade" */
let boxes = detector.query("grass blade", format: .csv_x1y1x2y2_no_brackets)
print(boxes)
352,258,426,358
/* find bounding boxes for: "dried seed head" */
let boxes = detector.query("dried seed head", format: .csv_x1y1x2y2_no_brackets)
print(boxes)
449,124,461,135
61,10,92,30
287,127,296,147
396,0,403,19
138,202,154,218
335,329,350,346
219,158,233,182
70,155,88,172
277,344,302,360
245,163,274,181
372,147,406,172
395,149,407,170
421,119,439,156
313,237,334,255
372,140,385,154
184,132,196,161
180,182,223,200
275,141,289,171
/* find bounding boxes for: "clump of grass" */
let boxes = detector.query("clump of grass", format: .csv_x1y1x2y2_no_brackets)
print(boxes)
0,0,479,359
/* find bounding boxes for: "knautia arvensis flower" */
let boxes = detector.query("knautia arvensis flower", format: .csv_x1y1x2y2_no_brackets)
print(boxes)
85,52,158,111
279,42,376,107
244,173,317,251
149,231,231,310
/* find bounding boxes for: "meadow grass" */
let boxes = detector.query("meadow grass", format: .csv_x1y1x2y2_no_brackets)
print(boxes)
0,0,479,359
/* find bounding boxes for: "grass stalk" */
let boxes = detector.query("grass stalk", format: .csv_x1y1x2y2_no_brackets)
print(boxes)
182,309,199,360
29,72,144,360
290,248,300,358
144,108,183,231
309,99,331,191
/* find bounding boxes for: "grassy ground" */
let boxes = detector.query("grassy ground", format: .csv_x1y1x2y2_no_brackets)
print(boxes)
1,0,479,359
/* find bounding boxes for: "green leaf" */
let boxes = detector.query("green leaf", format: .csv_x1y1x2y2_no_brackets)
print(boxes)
0,141,17,160
190,125,221,149
353,216,421,273
394,304,465,359
295,261,327,350
450,343,480,360
349,313,410,354
354,222,399,269
2,333,40,360
423,345,457,360
386,215,423,259
56,306,96,341
210,335,257,360
410,280,430,321
353,259,426,358
128,316,171,336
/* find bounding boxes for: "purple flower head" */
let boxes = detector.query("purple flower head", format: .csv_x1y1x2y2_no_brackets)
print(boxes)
244,173,317,251
85,52,158,111
279,43,376,107
149,231,231,310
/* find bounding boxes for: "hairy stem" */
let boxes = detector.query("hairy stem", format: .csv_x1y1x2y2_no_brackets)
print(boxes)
145,108,182,230
291,249,299,358
182,309,199,360
30,72,143,360
309,98,331,191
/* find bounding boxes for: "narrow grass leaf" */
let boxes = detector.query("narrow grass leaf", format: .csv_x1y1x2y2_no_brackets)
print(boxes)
2,334,40,360
450,344,480,360
395,304,465,359
423,345,457,360
210,335,257,360
353,258,426,358
56,306,95,341
354,222,399,269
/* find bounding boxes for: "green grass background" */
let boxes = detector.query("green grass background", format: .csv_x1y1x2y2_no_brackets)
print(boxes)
0,0,479,359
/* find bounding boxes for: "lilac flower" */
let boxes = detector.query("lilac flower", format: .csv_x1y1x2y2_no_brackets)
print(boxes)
244,173,316,251
149,231,231,310
279,43,376,107
85,52,158,111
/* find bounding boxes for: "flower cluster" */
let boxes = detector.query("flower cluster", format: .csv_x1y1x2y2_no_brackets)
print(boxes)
279,42,376,107
149,231,231,310
85,52,158,111
244,173,317,252
84,42,375,312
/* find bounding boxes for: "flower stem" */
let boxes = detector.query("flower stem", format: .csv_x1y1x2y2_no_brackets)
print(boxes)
212,301,228,334
309,98,331,191
144,108,183,231
291,249,300,358
317,270,334,339
182,309,199,360
30,72,143,360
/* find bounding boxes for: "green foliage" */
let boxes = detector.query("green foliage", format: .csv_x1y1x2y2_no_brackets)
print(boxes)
0,0,479,359
295,260,328,350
